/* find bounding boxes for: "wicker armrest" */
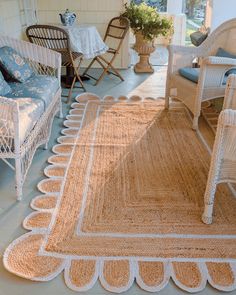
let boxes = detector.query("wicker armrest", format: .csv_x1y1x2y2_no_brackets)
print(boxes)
0,36,61,70
0,96,18,114
226,74,236,88
198,58,236,89
168,45,199,73
219,109,236,126
203,56,236,66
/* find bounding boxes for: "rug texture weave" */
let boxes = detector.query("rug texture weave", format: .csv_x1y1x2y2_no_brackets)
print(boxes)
4,94,236,293
202,103,220,133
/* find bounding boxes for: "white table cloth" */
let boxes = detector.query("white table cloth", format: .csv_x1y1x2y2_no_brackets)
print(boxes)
59,24,108,59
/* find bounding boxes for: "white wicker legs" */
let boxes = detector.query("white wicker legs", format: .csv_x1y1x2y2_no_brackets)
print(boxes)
15,90,61,201
165,77,201,131
202,109,236,224
15,158,23,200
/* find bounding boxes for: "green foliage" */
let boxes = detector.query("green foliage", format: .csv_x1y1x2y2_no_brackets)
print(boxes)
122,2,173,41
133,0,167,12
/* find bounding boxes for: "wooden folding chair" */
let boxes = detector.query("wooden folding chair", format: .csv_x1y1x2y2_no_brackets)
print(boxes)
26,25,86,103
83,16,130,85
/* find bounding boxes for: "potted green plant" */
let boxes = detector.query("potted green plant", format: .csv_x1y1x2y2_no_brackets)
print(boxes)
122,1,173,73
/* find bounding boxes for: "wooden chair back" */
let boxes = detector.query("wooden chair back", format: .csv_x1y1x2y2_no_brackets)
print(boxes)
82,16,130,85
104,17,130,53
26,25,77,66
26,25,69,50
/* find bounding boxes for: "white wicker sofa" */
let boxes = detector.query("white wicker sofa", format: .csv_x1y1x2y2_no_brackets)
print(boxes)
0,36,62,200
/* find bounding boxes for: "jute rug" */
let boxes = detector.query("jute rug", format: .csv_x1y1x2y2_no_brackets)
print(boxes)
4,94,236,293
202,103,220,134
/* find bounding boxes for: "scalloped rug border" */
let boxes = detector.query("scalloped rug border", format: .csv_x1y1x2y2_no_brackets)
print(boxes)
3,93,236,293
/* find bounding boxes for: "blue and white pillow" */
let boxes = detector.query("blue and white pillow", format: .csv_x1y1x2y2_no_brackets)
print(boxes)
0,71,11,96
0,46,33,83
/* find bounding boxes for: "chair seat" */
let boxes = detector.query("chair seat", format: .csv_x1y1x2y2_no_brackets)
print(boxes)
6,75,59,144
179,67,200,83
7,75,59,108
170,72,226,114
18,98,45,144
179,67,230,85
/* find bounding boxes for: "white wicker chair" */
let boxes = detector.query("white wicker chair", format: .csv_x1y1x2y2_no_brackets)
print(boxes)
202,74,236,224
165,18,236,130
0,36,62,200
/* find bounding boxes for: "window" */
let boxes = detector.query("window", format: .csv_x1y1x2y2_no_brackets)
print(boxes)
183,0,207,45
22,0,37,27
132,0,167,12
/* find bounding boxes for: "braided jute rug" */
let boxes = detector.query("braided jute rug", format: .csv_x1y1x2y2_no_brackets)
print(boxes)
4,94,236,293
202,103,220,134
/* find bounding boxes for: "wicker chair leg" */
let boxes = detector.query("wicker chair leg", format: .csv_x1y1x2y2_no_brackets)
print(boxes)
192,115,199,130
15,158,23,201
44,142,49,150
165,96,170,109
202,182,217,224
165,87,170,109
202,203,214,224
201,111,228,224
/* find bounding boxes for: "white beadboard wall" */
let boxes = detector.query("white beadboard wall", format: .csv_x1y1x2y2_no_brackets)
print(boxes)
0,0,24,39
37,0,129,68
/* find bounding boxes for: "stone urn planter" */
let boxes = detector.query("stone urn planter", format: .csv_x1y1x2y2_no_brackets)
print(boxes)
122,2,173,74
134,32,155,73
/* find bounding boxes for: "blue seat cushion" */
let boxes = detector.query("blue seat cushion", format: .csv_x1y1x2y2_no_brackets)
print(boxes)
179,67,200,83
6,75,59,109
0,71,11,96
179,48,236,85
5,75,59,144
179,67,229,85
17,98,45,144
0,46,34,82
